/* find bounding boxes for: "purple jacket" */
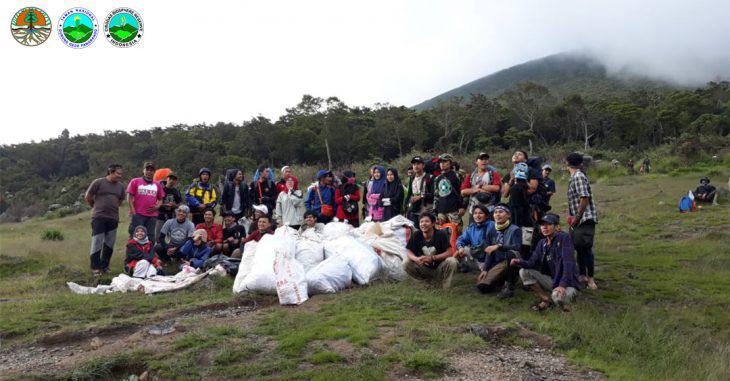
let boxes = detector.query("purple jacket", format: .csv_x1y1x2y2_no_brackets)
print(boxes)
519,231,581,289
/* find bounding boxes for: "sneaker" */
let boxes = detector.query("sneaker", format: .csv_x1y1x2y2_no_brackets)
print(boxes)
578,275,587,284
496,286,514,299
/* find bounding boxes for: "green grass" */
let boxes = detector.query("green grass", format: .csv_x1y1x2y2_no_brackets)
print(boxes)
1,169,729,380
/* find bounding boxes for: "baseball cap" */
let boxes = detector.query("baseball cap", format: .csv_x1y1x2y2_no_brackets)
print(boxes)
166,171,178,179
316,169,333,179
476,152,490,160
411,156,425,164
538,214,560,225
542,164,552,171
253,204,269,215
143,161,155,170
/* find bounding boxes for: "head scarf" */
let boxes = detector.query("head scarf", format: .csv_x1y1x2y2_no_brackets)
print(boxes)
133,225,149,245
368,166,387,195
285,175,299,190
383,167,402,198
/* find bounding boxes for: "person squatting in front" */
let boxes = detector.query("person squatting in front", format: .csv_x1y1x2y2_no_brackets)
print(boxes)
403,212,459,289
476,203,522,299
125,225,164,278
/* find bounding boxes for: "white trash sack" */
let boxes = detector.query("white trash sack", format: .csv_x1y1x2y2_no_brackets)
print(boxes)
295,230,325,272
322,221,354,240
274,245,309,305
232,241,258,294
235,229,297,294
305,254,353,294
324,235,382,285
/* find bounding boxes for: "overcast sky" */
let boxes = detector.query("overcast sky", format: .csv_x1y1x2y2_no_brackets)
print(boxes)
1,0,729,144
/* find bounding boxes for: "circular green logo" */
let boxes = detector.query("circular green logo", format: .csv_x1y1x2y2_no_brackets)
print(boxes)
10,7,52,46
104,8,143,47
58,7,98,48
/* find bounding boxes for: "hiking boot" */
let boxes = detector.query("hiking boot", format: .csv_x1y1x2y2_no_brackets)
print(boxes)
496,286,515,299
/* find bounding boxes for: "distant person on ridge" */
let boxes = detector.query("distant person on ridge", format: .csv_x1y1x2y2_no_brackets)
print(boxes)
85,164,126,276
185,168,219,225
127,161,164,244
405,156,435,227
566,152,598,290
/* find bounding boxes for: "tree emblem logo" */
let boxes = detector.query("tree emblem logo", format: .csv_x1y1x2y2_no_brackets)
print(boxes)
104,8,143,48
58,8,98,48
10,7,52,46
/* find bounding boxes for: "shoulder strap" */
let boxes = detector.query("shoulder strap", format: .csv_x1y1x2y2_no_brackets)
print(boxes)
316,186,324,204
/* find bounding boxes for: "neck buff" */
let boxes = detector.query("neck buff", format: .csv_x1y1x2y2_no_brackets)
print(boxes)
495,219,511,231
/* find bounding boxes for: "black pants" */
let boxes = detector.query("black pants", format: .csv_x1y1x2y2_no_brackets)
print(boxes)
90,217,118,270
571,220,596,277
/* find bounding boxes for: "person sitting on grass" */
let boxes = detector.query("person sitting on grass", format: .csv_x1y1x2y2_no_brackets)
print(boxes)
455,204,494,272
299,210,325,235
247,204,270,235
478,204,522,298
403,212,458,289
195,208,223,255
221,211,246,256
695,177,718,205
125,226,164,278
509,214,581,311
242,214,274,246
156,205,195,262
177,229,211,270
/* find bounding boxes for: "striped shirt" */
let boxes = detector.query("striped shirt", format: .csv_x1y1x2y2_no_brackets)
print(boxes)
567,170,597,224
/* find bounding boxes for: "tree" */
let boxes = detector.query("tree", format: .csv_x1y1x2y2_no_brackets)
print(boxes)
501,82,553,154
24,9,38,29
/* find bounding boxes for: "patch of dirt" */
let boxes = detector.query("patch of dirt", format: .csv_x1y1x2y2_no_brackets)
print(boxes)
0,297,268,378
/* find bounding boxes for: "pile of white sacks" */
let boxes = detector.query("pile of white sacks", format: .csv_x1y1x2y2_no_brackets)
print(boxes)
232,215,414,305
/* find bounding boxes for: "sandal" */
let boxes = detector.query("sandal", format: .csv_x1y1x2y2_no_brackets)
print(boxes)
530,300,552,312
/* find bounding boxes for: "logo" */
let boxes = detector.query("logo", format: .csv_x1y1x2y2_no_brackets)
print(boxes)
58,8,98,48
10,7,52,46
437,178,452,197
104,8,143,47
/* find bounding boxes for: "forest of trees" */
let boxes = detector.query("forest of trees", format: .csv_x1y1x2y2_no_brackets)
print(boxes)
1,80,729,219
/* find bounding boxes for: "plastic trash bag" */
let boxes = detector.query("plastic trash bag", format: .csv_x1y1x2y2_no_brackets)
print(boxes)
306,254,353,294
274,246,309,305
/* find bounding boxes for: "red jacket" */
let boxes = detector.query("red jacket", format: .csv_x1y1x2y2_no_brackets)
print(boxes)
195,222,223,244
242,229,273,245
335,187,361,221
125,239,159,271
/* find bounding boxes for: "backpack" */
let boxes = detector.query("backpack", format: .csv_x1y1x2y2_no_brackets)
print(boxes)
424,157,441,177
678,192,697,213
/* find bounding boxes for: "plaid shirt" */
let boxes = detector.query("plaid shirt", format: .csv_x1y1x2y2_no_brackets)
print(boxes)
567,170,597,223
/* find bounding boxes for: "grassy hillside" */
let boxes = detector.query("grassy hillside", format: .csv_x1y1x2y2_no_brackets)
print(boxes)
413,52,681,109
0,168,729,380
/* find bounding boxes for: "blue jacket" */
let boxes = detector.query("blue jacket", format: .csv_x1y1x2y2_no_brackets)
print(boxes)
519,231,581,289
305,184,336,219
456,220,494,261
178,240,211,269
483,223,522,271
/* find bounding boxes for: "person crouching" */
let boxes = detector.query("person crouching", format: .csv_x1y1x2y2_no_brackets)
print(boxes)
403,212,458,289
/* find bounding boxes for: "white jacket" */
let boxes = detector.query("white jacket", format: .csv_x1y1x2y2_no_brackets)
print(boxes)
275,189,305,227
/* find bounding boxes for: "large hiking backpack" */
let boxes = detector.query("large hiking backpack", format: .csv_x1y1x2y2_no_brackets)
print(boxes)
424,157,441,177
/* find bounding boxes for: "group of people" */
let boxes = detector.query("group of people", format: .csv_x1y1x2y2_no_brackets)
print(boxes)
84,150,598,312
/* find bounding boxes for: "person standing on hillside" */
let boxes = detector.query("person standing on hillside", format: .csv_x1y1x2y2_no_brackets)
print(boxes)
127,162,164,244
305,170,336,223
460,152,502,222
541,164,556,206
251,166,277,217
155,172,182,245
381,168,405,221
566,153,599,290
84,164,126,276
366,166,387,222
275,175,306,229
221,169,250,221
335,170,361,227
405,156,435,227
434,154,465,233
275,166,294,198
186,168,219,225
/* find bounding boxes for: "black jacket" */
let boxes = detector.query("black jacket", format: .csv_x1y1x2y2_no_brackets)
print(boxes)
250,180,277,215
222,180,251,215
405,173,435,213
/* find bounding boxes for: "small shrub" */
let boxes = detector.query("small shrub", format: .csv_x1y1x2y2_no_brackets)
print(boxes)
41,229,64,241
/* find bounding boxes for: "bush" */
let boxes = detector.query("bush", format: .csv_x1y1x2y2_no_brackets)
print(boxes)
41,229,64,241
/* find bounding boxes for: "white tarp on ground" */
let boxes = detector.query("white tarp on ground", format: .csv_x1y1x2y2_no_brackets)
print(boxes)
67,265,225,295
